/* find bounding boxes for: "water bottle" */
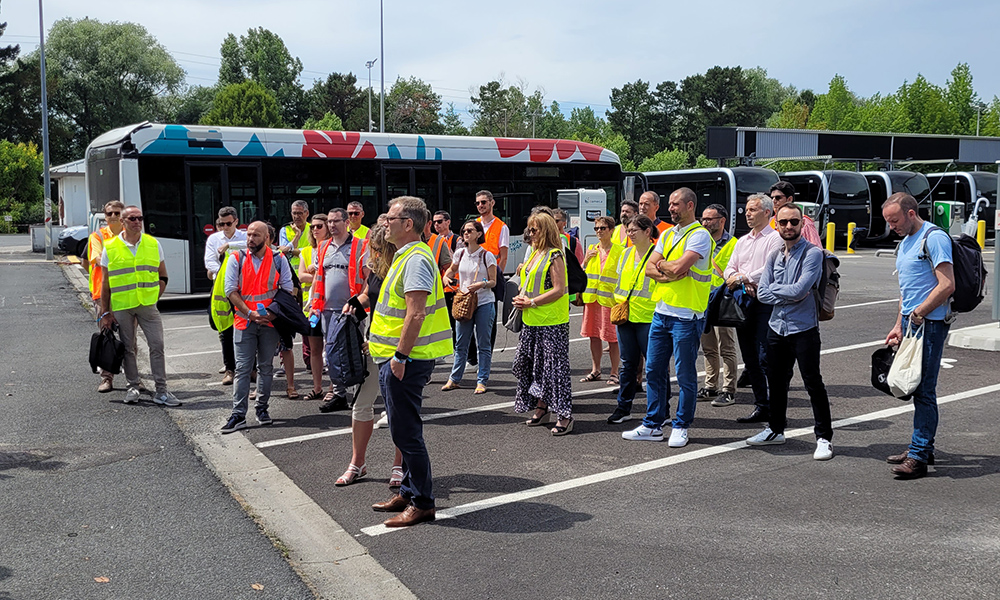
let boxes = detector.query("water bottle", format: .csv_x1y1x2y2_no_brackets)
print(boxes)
256,302,267,316
309,313,320,327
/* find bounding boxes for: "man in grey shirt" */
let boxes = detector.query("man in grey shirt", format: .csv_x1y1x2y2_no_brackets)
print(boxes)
746,204,833,461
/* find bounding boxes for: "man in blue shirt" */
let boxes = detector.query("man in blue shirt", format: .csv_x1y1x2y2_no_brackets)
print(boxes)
747,204,833,460
882,193,955,479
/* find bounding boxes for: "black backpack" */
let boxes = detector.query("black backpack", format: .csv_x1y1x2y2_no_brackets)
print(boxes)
921,226,987,314
324,313,369,387
814,248,841,321
564,247,588,295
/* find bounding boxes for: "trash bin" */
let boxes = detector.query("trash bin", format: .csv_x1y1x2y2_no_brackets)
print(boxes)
933,201,965,236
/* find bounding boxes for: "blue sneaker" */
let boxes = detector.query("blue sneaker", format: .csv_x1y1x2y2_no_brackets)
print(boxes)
221,415,247,434
256,410,273,426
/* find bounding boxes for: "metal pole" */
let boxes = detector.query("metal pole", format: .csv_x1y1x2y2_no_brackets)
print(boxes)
366,59,376,132
379,0,384,133
993,161,1000,323
38,0,53,260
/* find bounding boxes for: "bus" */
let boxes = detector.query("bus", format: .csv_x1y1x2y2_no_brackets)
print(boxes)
779,170,870,242
85,123,624,293
641,167,779,236
926,171,997,239
861,171,932,244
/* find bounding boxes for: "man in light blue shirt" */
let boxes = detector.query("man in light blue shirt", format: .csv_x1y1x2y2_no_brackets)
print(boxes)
747,204,833,460
883,193,955,479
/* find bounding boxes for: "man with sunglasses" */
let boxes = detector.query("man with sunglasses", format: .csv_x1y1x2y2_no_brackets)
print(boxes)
99,205,180,407
347,201,370,240
747,204,833,461
768,181,822,247
85,200,125,393
473,190,508,354
204,206,247,385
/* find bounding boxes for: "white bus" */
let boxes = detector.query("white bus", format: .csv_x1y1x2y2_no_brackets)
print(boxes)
85,123,624,293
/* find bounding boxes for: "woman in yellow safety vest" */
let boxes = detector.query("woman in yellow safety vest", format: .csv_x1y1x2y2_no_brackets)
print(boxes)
298,214,329,401
580,215,622,384
607,215,659,424
512,212,574,436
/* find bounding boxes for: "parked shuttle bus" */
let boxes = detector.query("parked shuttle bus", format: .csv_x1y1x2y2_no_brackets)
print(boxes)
926,172,997,239
862,171,932,243
779,170,869,242
85,123,623,293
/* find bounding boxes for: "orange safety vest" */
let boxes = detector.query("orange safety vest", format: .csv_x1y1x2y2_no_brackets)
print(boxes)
478,215,506,259
440,233,460,292
234,249,280,330
428,233,447,273
655,219,674,235
310,235,366,313
88,226,115,300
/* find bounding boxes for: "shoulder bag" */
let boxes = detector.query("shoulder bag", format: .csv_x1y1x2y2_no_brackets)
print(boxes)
452,249,486,322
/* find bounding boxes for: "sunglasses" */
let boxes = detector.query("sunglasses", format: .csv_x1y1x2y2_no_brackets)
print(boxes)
312,223,326,228
462,229,477,234
594,226,609,232
777,218,801,227
433,220,445,225
771,194,787,201
347,211,361,216
218,220,234,227
525,227,538,234
475,200,490,206
104,211,121,217
125,216,144,222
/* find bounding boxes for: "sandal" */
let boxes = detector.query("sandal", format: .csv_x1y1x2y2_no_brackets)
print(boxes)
335,463,367,487
304,389,324,401
441,380,461,391
322,391,336,403
525,408,551,427
474,383,487,394
580,371,602,383
286,387,300,400
551,418,574,436
607,375,620,386
389,466,404,490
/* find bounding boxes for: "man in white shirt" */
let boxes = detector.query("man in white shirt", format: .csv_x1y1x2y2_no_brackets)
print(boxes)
204,206,247,385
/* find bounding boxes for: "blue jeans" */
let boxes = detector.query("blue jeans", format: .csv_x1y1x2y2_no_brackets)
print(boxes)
735,299,772,409
643,313,704,430
906,317,949,463
616,321,650,411
232,322,280,418
450,302,495,385
380,359,436,510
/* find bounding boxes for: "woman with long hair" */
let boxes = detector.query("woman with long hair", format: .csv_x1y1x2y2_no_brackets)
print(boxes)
441,219,498,394
580,215,621,384
299,214,329,401
512,212,573,435
336,219,404,487
607,215,659,424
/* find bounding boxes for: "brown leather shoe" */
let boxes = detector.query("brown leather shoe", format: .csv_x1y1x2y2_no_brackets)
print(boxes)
891,457,928,479
372,494,409,512
97,378,113,393
384,505,436,528
221,370,235,386
887,450,935,465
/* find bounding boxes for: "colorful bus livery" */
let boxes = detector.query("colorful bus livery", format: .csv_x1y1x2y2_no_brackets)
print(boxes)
86,123,623,294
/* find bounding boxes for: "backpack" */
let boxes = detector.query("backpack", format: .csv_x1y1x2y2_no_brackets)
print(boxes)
814,248,841,321
564,248,588,295
324,313,369,387
921,226,987,313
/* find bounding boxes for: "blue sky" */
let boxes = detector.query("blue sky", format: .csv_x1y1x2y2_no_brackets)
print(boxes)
4,0,999,121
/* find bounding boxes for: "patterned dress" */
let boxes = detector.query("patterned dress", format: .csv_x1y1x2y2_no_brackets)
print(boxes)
513,268,573,419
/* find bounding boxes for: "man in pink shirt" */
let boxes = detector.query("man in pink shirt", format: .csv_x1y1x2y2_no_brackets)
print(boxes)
723,193,783,424
768,181,822,247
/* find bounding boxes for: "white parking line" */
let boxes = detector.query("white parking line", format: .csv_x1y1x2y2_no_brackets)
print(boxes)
164,325,211,331
836,299,898,310
360,381,1000,537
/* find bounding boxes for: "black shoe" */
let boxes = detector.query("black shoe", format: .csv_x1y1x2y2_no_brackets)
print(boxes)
607,407,632,424
221,414,247,434
697,387,719,400
736,371,751,388
736,408,769,423
319,395,350,413
467,358,478,367
256,410,273,426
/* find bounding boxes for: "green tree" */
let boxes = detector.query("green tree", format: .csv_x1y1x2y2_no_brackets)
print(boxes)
469,76,544,137
535,101,570,139
569,106,606,141
306,72,369,131
385,76,442,134
808,74,859,130
854,93,907,133
766,98,810,129
745,67,794,124
160,85,217,125
637,148,690,172
593,132,635,172
303,111,343,131
441,103,469,136
896,74,952,134
677,66,771,155
0,140,43,232
944,63,977,135
606,79,656,165
651,80,682,150
200,81,283,128
219,28,306,127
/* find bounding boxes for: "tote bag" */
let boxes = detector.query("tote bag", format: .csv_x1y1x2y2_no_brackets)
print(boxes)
886,321,923,399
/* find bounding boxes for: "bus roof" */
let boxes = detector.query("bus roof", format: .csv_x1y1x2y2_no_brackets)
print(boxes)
87,122,621,166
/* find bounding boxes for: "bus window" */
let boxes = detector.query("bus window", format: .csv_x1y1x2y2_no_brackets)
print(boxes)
828,171,869,205
495,192,539,236
139,158,186,240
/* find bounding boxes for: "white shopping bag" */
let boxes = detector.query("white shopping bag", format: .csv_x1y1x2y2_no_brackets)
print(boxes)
887,321,923,399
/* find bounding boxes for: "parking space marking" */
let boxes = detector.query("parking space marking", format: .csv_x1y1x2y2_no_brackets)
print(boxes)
361,381,1000,537
164,325,212,331
836,299,898,310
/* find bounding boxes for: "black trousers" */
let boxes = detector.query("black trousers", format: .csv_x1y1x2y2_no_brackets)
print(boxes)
219,327,236,372
765,327,833,441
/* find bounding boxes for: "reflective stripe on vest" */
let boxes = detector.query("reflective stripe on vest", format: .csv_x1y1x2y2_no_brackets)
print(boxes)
299,243,313,306
283,223,311,271
310,235,366,313
428,234,446,275
520,247,569,326
368,243,454,360
234,249,280,330
612,245,656,323
210,252,236,331
650,224,715,313
581,243,623,307
711,236,738,288
88,227,115,300
105,234,161,311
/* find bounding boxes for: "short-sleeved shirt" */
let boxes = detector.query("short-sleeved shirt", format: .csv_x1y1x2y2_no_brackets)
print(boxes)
99,232,165,268
896,222,953,321
453,246,498,306
652,221,713,320
373,241,437,364
204,229,248,276
310,234,369,313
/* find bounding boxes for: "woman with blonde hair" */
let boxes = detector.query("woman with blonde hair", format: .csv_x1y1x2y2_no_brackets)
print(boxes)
298,213,329,401
512,211,573,435
580,215,621,384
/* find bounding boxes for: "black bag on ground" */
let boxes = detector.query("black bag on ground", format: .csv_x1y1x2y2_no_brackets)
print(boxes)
324,313,368,387
871,346,897,397
89,327,126,375
921,226,987,313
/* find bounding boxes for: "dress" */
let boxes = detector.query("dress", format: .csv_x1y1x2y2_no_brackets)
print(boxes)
512,268,573,419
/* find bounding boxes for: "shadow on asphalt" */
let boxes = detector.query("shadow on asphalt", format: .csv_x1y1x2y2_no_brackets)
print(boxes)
435,500,591,534
0,565,11,599
0,451,67,479
431,473,543,501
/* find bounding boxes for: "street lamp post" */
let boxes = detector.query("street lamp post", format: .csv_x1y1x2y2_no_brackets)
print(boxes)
38,0,53,260
379,0,384,133
366,59,377,132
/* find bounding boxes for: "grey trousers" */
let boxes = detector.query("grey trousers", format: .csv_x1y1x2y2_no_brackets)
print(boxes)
113,303,167,393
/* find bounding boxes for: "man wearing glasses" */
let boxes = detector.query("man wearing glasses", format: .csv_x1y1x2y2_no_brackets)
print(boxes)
698,204,739,407
768,182,822,247
204,206,247,386
85,200,125,393
347,201,370,240
98,206,181,407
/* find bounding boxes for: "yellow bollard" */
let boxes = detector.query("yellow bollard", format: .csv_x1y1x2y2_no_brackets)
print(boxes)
826,222,836,253
846,222,856,254
977,220,986,249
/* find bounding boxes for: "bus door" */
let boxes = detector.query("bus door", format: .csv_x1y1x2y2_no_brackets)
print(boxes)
382,165,443,213
864,173,890,242
186,162,262,293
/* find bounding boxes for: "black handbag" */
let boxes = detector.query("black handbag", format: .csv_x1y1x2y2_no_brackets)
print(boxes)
707,286,747,328
871,346,897,398
89,327,126,375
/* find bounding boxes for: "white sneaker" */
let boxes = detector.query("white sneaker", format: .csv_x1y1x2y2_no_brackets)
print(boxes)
374,411,389,429
152,391,182,407
746,427,785,446
123,387,141,404
622,425,664,442
668,428,689,447
814,438,834,461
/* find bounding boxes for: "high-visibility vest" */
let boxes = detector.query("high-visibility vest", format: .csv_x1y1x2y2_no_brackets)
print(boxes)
299,244,314,306
352,223,370,240
105,234,161,312
234,249,280,330
368,243,453,360
478,215,506,259
88,226,115,300
211,251,236,331
651,224,714,313
519,247,569,327
711,236,738,288
427,233,447,275
655,219,674,235
612,224,632,248
581,243,623,307
442,233,460,292
310,235,366,313
283,223,311,271
612,245,656,324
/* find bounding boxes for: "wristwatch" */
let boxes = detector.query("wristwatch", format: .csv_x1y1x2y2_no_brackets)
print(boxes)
530,298,537,308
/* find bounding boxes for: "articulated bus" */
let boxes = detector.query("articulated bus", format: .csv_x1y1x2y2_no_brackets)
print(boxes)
861,171,932,244
926,171,998,239
779,170,870,242
86,123,623,293
641,167,780,237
